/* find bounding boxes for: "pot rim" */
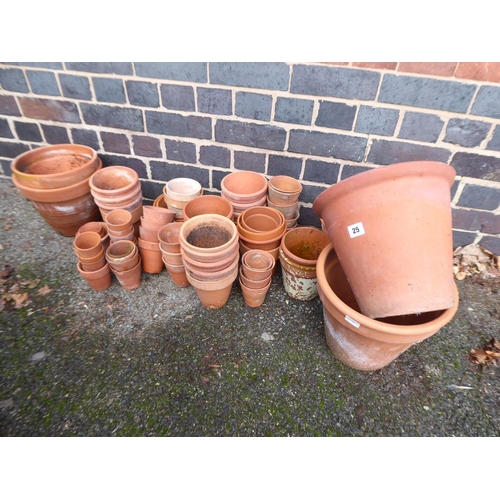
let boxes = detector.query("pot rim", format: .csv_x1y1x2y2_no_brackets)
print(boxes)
106,240,137,261
220,171,268,200
183,194,234,221
316,243,459,340
268,175,302,194
241,249,275,271
165,178,202,199
280,226,331,267
89,166,139,197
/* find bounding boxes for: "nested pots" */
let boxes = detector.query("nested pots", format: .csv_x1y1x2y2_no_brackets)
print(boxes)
183,194,234,222
241,250,276,280
316,243,459,371
143,205,176,225
268,175,302,206
106,240,140,272
220,170,268,216
163,178,202,219
158,222,183,253
137,238,164,273
313,161,457,319
77,261,112,291
73,231,103,260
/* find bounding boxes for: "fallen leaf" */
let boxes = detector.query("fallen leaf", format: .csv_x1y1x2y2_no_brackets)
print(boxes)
25,279,40,289
470,338,500,366
0,265,13,279
37,285,52,296
4,224,13,231
455,271,467,281
10,292,29,308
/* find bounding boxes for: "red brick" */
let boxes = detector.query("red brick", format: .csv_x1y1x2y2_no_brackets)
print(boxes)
352,62,397,70
18,97,80,123
0,95,21,116
455,62,500,83
397,62,457,77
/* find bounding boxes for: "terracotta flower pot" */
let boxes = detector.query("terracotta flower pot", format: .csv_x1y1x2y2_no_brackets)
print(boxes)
157,222,183,253
241,249,276,280
166,178,202,200
164,262,190,287
181,246,239,274
112,257,142,290
316,243,459,371
143,205,176,224
140,216,165,232
237,208,286,242
139,225,160,243
77,245,105,264
183,250,239,281
268,175,302,206
186,264,238,309
137,238,164,273
239,278,271,308
73,231,103,259
313,161,457,318
108,226,136,243
220,170,268,203
239,239,280,261
221,192,267,214
89,166,139,198
106,240,139,272
153,194,168,209
160,248,184,266
267,197,299,220
81,253,107,272
239,268,272,289
11,143,99,189
77,221,107,239
77,261,112,291
183,194,234,222
105,209,133,232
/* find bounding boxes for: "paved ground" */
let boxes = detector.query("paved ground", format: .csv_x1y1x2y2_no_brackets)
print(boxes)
1,178,499,437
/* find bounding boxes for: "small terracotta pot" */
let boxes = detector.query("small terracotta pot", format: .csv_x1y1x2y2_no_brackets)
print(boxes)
109,227,136,243
105,209,133,232
181,246,239,273
239,278,271,308
139,225,160,243
239,239,280,261
160,248,184,266
183,195,234,221
137,238,164,273
112,257,142,290
140,216,165,232
164,262,190,287
158,222,183,253
74,231,103,259
76,221,107,239
268,175,302,206
92,183,142,208
106,239,137,262
239,268,272,289
143,205,176,224
89,166,139,198
77,245,105,264
153,194,168,209
77,261,112,291
241,250,276,280
220,171,268,203
81,253,107,272
165,178,202,200
237,208,286,242
238,225,286,252
183,251,239,281
221,192,267,213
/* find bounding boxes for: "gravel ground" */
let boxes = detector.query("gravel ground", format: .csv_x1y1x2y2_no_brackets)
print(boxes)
1,178,499,437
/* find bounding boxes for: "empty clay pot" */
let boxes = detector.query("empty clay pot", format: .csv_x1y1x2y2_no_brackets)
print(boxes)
74,231,103,259
239,278,271,308
268,175,302,206
89,166,139,198
105,209,133,232
81,253,107,272
239,268,272,289
267,197,299,220
137,238,164,273
220,170,268,204
112,257,142,290
106,240,139,272
77,261,112,291
164,262,190,287
157,222,183,253
241,250,276,280
183,194,234,221
143,205,176,224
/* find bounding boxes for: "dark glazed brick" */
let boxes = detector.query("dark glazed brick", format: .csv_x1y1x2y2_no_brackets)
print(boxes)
398,111,444,143
0,95,21,116
165,139,197,164
450,152,500,180
93,77,126,104
215,119,286,151
71,129,100,150
478,236,500,255
42,124,70,144
210,62,289,90
26,70,60,96
268,155,302,179
316,101,356,131
101,132,130,154
14,121,42,142
126,81,159,108
6,62,63,69
456,184,500,211
212,169,228,191
19,97,81,123
291,64,380,100
146,111,211,139
300,184,326,204
486,126,500,152
452,208,500,235
340,164,373,180
197,87,232,115
379,74,475,113
366,139,451,165
134,62,207,83
298,206,321,228
65,62,133,75
234,151,265,173
444,118,491,148
0,140,29,158
288,129,367,162
200,145,230,168
1,158,13,176
0,118,13,138
100,155,147,178
274,97,314,126
453,230,476,249
0,68,29,93
81,103,143,131
471,86,500,119
140,179,164,201
451,179,460,201
303,159,340,184
132,135,162,158
160,84,195,111
355,106,399,136
59,74,92,100
150,161,210,187
235,92,272,121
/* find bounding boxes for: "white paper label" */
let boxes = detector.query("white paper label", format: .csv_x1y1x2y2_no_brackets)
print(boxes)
347,222,365,238
344,315,360,328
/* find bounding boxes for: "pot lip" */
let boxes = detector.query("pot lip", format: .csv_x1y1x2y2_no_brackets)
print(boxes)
77,260,110,278
280,226,331,266
316,243,459,337
181,245,239,268
312,161,456,218
137,237,160,250
268,175,303,194
239,276,271,294
183,194,234,220
165,178,202,198
241,249,275,271
157,221,184,244
106,240,137,261
220,170,268,199
89,166,139,197
112,256,142,276
185,263,239,290
105,209,133,230
239,267,272,286
238,224,286,246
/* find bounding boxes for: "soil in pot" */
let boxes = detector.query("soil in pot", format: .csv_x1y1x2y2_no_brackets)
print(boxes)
186,223,232,249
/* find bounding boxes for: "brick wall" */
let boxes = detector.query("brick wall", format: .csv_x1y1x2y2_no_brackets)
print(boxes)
1,61,499,254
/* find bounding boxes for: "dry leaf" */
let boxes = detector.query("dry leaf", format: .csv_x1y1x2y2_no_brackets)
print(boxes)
10,292,29,308
455,271,467,281
4,224,13,231
25,279,40,289
470,338,500,366
0,266,13,279
37,285,52,296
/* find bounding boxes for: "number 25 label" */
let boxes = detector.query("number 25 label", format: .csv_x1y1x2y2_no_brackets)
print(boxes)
347,222,365,238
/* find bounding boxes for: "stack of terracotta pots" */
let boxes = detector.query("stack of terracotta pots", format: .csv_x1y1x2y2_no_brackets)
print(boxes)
158,221,189,287
220,170,268,218
74,231,112,290
89,166,143,238
179,214,239,309
11,144,102,237
76,221,110,253
105,209,136,244
236,206,287,262
239,250,275,307
279,226,331,301
105,239,142,290
163,178,202,221
267,175,302,231
183,194,234,222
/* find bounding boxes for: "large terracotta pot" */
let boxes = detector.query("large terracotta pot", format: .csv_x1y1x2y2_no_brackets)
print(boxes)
316,243,459,371
312,161,457,319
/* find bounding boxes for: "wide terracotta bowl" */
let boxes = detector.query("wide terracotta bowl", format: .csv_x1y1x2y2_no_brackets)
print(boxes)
165,178,202,201
221,171,268,203
183,195,234,221
11,144,99,189
268,175,302,205
89,166,139,198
